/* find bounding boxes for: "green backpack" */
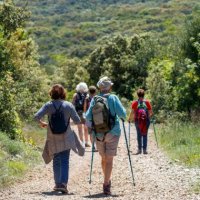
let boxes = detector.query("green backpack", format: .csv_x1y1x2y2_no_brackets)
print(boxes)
92,95,115,136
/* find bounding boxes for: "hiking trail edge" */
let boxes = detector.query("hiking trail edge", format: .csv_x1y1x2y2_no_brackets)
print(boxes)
0,123,200,200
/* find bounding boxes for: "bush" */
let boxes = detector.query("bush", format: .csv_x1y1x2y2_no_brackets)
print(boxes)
0,131,40,187
158,121,200,167
0,73,22,139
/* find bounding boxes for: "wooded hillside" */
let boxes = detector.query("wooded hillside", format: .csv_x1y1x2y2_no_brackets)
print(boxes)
15,0,200,69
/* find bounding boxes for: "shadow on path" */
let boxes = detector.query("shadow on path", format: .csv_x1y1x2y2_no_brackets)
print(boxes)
83,193,119,198
42,191,75,196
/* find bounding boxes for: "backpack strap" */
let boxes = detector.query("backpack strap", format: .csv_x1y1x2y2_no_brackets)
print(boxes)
48,101,63,125
137,99,147,108
52,101,63,111
76,92,81,101
137,99,149,119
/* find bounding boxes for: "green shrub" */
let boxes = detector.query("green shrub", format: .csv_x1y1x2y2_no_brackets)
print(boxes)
158,122,200,167
0,131,40,187
0,73,22,139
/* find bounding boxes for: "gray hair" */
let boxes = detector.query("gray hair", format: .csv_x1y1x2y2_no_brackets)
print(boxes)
76,82,88,92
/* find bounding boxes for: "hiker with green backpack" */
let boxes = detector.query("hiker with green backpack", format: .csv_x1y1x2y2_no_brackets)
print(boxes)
128,89,153,155
86,76,126,195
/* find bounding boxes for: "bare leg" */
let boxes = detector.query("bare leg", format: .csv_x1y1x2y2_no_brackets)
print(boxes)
104,155,113,185
77,124,83,142
101,155,106,178
84,125,89,144
90,134,93,144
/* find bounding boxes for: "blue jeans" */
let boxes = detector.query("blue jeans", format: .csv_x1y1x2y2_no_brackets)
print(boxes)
53,149,70,185
135,121,150,151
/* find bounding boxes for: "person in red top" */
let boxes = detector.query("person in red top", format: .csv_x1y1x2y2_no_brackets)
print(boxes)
128,89,153,154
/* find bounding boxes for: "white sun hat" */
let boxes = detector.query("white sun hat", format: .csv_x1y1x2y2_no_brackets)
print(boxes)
97,76,113,91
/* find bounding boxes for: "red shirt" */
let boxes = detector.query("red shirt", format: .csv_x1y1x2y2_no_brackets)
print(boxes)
131,99,152,121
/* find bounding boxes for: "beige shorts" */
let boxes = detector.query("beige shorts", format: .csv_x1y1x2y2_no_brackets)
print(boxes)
96,133,120,157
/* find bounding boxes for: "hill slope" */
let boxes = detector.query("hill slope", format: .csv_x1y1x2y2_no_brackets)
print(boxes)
15,0,200,67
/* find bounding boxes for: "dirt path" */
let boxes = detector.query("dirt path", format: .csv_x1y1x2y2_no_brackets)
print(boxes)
0,123,200,200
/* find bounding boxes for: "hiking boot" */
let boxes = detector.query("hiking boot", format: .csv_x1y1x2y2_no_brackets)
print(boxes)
54,183,68,194
143,150,148,154
85,143,91,147
103,181,111,195
135,149,142,155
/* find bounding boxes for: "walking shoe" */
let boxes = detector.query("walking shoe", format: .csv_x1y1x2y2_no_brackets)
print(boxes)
103,181,111,195
85,143,91,147
143,150,148,154
92,146,98,152
135,150,142,155
54,183,68,194
53,184,58,191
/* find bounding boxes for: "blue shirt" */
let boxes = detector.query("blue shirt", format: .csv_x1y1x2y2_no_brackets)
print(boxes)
85,93,126,136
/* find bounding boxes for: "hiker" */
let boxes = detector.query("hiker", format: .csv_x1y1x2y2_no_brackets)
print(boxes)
72,82,90,147
83,85,98,152
34,84,84,194
128,89,153,154
86,77,126,195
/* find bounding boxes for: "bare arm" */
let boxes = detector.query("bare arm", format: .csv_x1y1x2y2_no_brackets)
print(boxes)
34,103,49,128
128,109,134,123
149,109,153,118
83,98,87,113
72,93,77,106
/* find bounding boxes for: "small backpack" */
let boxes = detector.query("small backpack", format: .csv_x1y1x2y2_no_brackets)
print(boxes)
92,95,115,137
75,92,87,112
49,102,68,134
136,100,149,135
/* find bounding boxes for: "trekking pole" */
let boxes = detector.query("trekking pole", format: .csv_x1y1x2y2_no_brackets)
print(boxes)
128,122,131,149
121,119,135,186
152,118,159,148
89,132,95,184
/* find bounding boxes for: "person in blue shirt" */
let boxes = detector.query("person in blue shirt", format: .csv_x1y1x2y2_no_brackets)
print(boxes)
86,77,126,195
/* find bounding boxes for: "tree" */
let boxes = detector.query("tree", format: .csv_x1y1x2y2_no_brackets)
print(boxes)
87,34,157,98
0,1,49,138
147,59,176,119
0,72,21,139
0,0,30,37
172,15,200,114
53,58,89,93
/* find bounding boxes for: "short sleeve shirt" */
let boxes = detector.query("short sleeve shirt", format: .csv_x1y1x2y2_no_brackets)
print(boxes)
131,99,152,120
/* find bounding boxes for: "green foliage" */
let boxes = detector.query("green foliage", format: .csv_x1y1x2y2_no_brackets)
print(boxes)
172,15,200,114
0,1,49,139
52,57,89,92
158,122,200,167
147,59,176,120
0,0,30,36
0,73,21,139
14,0,200,67
0,131,40,187
87,34,157,98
